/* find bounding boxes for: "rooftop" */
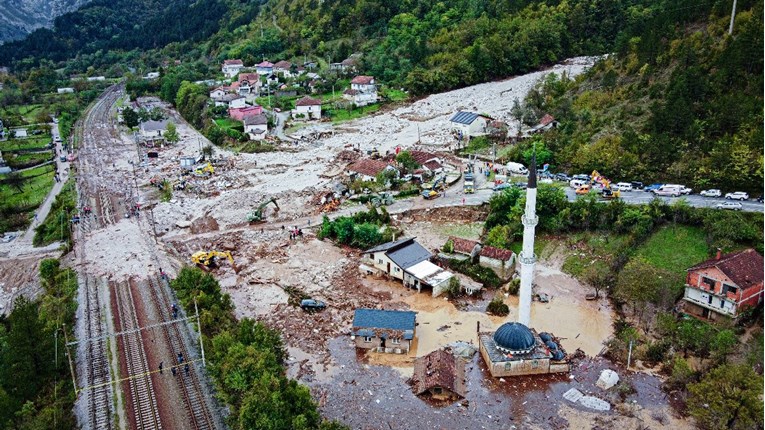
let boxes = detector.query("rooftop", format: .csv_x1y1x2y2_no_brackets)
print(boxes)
480,333,553,363
295,96,322,107
223,59,243,66
347,158,391,177
238,73,259,82
244,114,268,126
448,236,479,255
140,119,169,132
412,349,466,398
353,308,416,333
351,75,375,85
450,111,484,125
274,60,292,69
409,150,440,165
480,246,514,262
688,249,764,290
256,61,274,68
386,240,432,270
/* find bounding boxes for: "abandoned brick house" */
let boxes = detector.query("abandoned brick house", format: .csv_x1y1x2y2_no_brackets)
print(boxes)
682,248,764,321
352,309,416,354
410,349,466,402
361,237,455,296
479,322,570,377
447,236,516,278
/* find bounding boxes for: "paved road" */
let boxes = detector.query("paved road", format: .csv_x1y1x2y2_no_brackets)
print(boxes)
21,122,71,242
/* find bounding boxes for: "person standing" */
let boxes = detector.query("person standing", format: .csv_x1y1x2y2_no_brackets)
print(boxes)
159,361,163,374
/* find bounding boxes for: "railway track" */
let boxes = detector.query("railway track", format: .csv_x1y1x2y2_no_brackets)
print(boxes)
146,276,216,430
84,276,113,430
113,280,162,430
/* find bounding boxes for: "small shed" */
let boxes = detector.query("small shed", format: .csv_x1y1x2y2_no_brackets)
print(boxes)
411,349,466,401
596,369,619,390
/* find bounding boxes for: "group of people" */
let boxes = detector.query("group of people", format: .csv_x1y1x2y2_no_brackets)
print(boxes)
158,355,190,377
282,225,303,240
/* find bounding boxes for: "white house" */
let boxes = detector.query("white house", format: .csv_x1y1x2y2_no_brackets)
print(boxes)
292,96,322,120
214,94,247,109
57,87,75,94
449,111,490,139
145,72,160,80
139,119,168,139
13,129,28,138
255,61,274,76
273,60,293,77
86,76,106,82
244,114,268,141
237,73,262,95
209,87,227,99
222,59,244,78
344,75,378,106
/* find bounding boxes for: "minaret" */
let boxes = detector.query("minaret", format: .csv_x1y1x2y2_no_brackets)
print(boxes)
518,152,538,326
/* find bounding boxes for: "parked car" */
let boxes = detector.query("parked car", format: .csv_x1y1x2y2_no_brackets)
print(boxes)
513,182,527,190
554,173,571,182
645,183,663,192
725,192,749,201
569,179,587,189
300,299,327,311
630,181,644,190
493,183,513,192
54,136,62,143
422,190,439,199
716,201,743,211
700,189,721,197
680,186,692,195
653,184,683,197
575,184,592,195
572,174,590,182
59,156,66,162
758,196,764,203
614,182,633,192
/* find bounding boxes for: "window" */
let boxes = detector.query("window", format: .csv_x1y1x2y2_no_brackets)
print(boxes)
363,336,373,343
531,360,539,369
701,277,716,290
392,338,401,345
722,284,738,295
433,387,443,394
395,267,400,272
378,259,383,264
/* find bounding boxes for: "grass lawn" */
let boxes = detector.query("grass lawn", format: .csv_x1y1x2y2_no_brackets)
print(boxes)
1,104,44,124
0,165,55,209
561,232,630,278
508,235,551,258
381,88,409,102
214,118,243,131
5,151,54,169
635,225,708,283
0,136,52,151
34,178,76,246
329,104,381,123
439,222,484,240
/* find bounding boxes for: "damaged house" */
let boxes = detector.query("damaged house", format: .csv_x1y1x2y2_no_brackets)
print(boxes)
362,238,455,296
352,309,416,354
447,236,516,278
411,349,466,401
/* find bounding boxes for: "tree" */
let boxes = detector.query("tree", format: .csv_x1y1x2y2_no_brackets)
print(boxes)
614,257,677,327
4,171,27,193
710,329,737,364
165,122,180,144
123,108,139,129
395,150,420,172
687,364,763,430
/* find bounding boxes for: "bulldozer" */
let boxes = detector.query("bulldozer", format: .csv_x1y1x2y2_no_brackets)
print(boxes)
193,163,215,177
601,187,621,200
191,250,238,272
247,198,279,223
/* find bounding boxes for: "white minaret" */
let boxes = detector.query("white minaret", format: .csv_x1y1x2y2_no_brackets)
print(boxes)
518,152,538,326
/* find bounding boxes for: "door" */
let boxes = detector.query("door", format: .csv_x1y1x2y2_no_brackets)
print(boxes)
708,294,713,305
387,262,391,274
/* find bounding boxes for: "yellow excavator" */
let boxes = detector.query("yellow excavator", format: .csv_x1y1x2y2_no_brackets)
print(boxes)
191,251,238,272
193,163,215,177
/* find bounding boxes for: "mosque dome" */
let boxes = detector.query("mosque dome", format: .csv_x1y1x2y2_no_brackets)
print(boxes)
493,322,536,354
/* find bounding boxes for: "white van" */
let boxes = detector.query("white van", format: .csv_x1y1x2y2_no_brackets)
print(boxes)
506,162,529,175
569,179,586,189
614,182,633,192
653,184,682,197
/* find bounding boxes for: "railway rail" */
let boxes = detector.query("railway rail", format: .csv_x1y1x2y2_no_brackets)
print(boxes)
145,276,216,430
84,276,113,430
113,280,162,430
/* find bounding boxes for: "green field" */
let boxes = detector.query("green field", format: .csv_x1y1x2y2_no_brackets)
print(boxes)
0,136,52,151
5,151,54,169
438,222,484,240
0,104,45,125
635,225,709,283
561,232,630,278
328,104,381,123
381,88,409,102
0,165,55,208
214,118,244,131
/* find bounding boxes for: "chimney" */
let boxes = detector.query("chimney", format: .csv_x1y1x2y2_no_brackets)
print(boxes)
716,248,722,260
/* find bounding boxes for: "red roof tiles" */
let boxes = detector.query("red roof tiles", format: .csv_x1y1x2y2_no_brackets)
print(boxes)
480,246,514,262
448,237,479,255
411,349,466,398
348,158,391,177
688,249,764,290
295,96,322,107
351,75,375,85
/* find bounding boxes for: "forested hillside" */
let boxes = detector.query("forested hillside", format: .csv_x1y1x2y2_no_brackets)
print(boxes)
516,0,763,193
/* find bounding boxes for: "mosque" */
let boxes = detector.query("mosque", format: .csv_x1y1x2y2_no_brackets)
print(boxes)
478,154,571,377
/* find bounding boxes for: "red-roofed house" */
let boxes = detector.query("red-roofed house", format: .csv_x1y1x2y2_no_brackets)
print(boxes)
344,75,378,106
527,113,559,135
292,96,322,120
446,236,516,278
237,73,262,95
273,60,293,77
411,349,466,401
229,105,263,121
682,249,764,320
346,158,397,182
222,59,244,78
209,87,227,99
256,61,274,75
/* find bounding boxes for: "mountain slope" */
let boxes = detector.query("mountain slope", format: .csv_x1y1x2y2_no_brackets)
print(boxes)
0,0,89,43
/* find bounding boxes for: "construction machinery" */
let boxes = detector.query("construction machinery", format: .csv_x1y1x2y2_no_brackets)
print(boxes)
601,187,621,200
422,189,439,200
247,198,279,223
193,163,215,177
191,251,238,272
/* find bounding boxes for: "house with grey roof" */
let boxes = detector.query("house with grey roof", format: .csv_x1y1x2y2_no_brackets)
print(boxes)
362,237,456,296
449,111,490,140
352,308,416,354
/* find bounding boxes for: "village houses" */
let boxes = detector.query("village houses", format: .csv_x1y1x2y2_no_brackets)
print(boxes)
255,61,274,75
214,94,247,109
229,105,263,121
682,248,764,321
273,60,293,77
346,158,397,182
411,349,466,402
222,59,244,78
447,236,516,278
352,308,416,354
449,111,490,140
237,73,262,96
243,114,268,141
361,237,456,297
292,96,322,120
344,75,378,106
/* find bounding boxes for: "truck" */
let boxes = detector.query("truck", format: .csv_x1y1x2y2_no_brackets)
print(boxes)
506,162,528,175
463,172,475,194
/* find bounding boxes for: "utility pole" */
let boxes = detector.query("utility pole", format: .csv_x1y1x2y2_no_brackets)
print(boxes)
195,299,206,367
728,0,737,35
